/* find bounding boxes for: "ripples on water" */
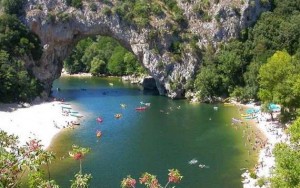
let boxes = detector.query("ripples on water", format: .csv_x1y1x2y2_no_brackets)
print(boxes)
47,77,257,188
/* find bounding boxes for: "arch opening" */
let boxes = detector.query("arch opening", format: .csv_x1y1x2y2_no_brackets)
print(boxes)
61,35,159,93
24,0,200,99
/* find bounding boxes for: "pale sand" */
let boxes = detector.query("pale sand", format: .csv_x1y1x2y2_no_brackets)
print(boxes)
0,101,79,149
60,70,92,77
238,103,289,188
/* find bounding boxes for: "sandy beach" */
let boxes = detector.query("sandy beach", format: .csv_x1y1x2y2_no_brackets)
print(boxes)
239,103,289,187
60,69,92,77
0,101,82,149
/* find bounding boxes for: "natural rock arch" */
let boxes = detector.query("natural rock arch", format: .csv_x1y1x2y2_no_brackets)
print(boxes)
23,0,269,99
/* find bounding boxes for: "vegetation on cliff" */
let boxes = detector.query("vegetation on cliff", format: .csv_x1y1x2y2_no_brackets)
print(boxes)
195,0,300,104
0,13,43,102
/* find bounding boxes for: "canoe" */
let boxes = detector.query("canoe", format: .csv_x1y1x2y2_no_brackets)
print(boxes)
136,106,147,111
96,131,102,138
114,114,122,118
96,117,103,122
241,114,250,117
120,104,127,108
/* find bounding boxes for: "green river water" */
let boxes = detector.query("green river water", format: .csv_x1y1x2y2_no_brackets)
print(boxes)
45,77,257,188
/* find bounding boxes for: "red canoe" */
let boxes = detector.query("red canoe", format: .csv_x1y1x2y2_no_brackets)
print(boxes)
136,106,147,111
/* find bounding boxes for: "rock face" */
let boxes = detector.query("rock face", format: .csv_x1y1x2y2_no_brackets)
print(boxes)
22,0,269,99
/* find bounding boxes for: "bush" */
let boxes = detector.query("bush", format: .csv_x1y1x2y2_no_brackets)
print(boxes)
46,12,56,23
72,0,82,9
102,6,112,16
250,171,257,179
57,12,71,22
66,0,82,9
256,177,267,187
89,3,97,12
1,0,25,16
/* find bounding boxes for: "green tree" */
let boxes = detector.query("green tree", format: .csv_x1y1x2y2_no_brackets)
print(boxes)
271,143,300,188
288,117,300,144
107,46,127,75
90,58,106,76
194,65,221,101
0,14,42,60
258,51,300,120
0,50,42,102
124,52,140,75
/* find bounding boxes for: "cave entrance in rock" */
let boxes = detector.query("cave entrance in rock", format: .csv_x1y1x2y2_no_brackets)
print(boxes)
62,35,158,92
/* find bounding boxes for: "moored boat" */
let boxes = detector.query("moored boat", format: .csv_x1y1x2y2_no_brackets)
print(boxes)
70,113,83,118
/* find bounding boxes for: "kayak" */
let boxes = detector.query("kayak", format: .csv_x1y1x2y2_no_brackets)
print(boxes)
136,106,147,111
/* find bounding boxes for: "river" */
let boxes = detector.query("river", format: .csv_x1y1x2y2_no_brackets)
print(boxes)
47,76,257,188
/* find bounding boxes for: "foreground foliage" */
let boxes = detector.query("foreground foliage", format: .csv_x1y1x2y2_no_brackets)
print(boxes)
121,169,183,188
1,130,182,187
0,130,93,187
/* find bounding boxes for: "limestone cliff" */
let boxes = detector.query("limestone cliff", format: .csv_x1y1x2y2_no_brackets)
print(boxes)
22,0,270,99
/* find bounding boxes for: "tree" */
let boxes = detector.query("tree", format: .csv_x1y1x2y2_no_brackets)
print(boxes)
271,143,300,188
194,64,221,102
90,58,106,76
258,51,300,120
288,117,300,144
107,46,127,75
271,116,300,187
124,52,140,75
0,14,42,60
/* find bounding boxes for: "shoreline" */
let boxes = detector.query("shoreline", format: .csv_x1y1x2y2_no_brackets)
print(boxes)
60,71,92,77
234,102,289,187
0,101,83,149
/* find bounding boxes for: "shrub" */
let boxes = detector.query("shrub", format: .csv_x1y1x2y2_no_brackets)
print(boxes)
57,12,71,22
72,0,82,9
1,0,25,15
46,12,56,24
250,171,257,179
256,177,267,187
89,3,97,12
66,0,82,9
102,6,112,16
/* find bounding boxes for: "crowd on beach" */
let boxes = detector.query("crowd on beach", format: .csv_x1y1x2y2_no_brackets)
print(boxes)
0,98,82,149
231,103,290,188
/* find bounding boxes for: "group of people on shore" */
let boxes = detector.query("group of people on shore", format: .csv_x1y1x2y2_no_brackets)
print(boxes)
235,103,290,187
